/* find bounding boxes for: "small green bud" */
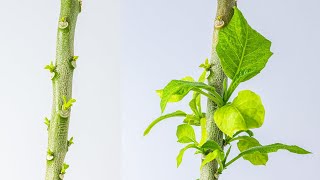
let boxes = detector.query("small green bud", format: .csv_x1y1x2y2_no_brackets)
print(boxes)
47,149,54,161
67,137,74,148
60,163,69,178
199,58,211,71
71,56,78,69
44,117,50,130
60,96,76,118
62,96,76,111
44,61,57,80
73,56,79,61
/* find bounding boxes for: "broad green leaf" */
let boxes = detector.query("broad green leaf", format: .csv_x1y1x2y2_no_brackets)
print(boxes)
156,77,195,103
216,7,273,98
144,110,187,136
156,89,184,102
237,136,268,165
199,118,207,146
200,150,219,169
176,124,197,144
176,144,198,167
214,90,265,137
183,114,201,126
160,80,222,112
226,143,311,167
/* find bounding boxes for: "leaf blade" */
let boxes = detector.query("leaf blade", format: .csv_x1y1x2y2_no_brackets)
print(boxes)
176,124,197,144
214,90,265,137
216,7,273,98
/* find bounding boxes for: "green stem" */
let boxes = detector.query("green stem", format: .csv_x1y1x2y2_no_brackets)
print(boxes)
224,154,241,168
45,1,81,180
200,1,236,180
194,89,223,107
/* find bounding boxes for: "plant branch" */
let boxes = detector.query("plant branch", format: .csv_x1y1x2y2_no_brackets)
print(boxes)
200,0,236,180
45,0,81,179
193,89,223,107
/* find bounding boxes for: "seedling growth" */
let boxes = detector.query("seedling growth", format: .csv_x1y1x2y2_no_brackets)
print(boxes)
144,2,310,180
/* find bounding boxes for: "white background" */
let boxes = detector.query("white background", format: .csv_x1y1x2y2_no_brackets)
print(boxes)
0,0,120,179
121,0,320,180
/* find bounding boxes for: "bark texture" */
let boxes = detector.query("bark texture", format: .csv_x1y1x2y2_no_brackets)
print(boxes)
200,0,236,180
46,0,81,179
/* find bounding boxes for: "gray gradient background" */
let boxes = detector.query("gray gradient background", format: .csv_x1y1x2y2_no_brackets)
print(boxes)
0,0,120,179
121,0,319,180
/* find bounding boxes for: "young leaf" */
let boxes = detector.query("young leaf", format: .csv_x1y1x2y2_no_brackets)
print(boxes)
214,90,265,137
200,150,219,169
44,61,55,73
67,137,74,147
176,144,198,167
176,124,197,144
199,70,207,83
199,58,210,71
60,163,69,174
216,7,273,99
160,80,222,112
62,96,76,110
44,117,50,129
144,110,187,136
183,114,201,126
226,143,311,167
243,143,311,154
237,136,268,165
189,93,200,116
156,76,195,103
199,118,207,146
201,140,222,152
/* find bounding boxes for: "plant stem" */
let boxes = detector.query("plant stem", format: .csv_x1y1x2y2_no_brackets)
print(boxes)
46,1,81,179
200,0,236,180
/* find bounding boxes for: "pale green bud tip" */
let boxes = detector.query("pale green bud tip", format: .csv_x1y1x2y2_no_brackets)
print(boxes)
73,56,79,61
